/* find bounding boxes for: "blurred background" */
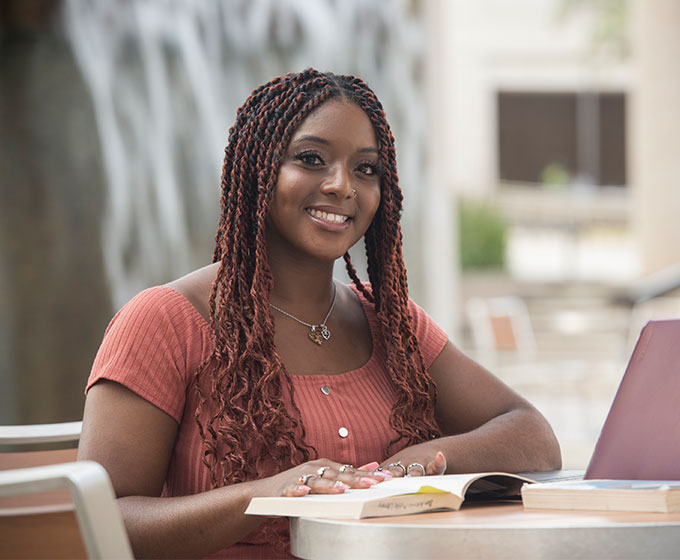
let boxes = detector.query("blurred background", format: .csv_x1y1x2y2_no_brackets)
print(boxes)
1,0,679,469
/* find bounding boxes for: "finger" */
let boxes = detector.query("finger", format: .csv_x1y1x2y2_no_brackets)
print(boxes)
425,451,447,475
281,484,311,497
332,463,392,482
383,461,407,478
306,476,352,494
301,471,380,494
405,462,427,477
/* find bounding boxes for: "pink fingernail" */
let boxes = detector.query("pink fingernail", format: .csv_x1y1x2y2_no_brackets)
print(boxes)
334,481,350,490
298,485,311,494
360,477,378,486
373,471,393,480
359,461,380,470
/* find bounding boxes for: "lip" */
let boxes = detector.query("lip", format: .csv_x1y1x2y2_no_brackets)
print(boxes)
305,205,353,232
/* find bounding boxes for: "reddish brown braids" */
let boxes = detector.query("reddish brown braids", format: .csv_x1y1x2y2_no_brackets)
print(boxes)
195,69,441,487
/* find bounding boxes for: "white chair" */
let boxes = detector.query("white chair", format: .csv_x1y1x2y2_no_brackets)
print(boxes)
0,421,132,559
465,296,537,370
0,421,82,474
0,421,82,447
0,461,133,559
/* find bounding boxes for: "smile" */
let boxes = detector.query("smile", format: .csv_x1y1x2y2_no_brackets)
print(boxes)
307,209,350,224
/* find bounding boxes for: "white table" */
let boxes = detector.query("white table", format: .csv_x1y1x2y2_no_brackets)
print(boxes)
291,501,680,559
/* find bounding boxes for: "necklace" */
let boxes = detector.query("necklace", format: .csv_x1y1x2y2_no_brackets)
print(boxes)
269,284,337,346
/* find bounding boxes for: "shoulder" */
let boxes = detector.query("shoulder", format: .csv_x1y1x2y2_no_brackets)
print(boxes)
107,285,206,337
164,262,219,323
88,284,212,423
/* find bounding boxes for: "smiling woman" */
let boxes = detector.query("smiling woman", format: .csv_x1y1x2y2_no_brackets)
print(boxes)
267,99,382,264
77,69,561,559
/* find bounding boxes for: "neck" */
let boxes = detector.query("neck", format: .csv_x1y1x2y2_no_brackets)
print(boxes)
267,251,337,312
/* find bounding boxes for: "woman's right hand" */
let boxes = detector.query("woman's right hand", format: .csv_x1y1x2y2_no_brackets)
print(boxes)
271,460,392,497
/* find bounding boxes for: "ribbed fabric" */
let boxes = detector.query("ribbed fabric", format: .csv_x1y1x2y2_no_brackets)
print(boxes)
87,284,448,558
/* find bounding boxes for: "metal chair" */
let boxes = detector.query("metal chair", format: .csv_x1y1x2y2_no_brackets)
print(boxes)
0,422,132,559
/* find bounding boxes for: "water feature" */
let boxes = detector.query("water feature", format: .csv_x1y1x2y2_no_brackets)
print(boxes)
63,0,426,307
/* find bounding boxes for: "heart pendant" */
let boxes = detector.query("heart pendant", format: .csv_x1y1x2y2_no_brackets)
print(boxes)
308,329,324,345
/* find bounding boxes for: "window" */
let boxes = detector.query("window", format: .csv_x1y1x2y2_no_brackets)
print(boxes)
497,91,626,187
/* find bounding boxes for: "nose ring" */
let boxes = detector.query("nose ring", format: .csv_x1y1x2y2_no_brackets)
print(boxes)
352,188,357,198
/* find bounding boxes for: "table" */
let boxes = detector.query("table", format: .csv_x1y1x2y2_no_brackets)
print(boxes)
290,501,680,559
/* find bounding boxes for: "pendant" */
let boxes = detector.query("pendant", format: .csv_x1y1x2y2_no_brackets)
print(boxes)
308,325,331,345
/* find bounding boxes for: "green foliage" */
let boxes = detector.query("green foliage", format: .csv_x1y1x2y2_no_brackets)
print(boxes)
540,162,570,188
458,199,507,270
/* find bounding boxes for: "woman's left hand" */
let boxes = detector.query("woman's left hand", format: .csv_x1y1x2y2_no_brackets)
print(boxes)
381,449,447,478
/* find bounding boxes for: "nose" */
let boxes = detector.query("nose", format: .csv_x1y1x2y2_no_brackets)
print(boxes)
320,164,354,199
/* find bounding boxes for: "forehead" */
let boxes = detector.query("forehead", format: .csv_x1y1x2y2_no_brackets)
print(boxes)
289,99,378,148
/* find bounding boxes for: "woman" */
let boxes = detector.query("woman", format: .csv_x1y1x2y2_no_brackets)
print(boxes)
78,69,561,559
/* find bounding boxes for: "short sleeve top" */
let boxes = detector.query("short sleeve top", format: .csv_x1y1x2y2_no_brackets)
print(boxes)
87,284,449,558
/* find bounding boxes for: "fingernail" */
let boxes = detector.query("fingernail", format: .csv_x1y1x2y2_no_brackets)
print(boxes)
360,477,378,486
436,451,445,461
359,461,380,470
298,485,311,494
372,471,393,479
334,481,350,490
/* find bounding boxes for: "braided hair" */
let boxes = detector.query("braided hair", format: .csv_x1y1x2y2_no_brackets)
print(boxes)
195,69,441,487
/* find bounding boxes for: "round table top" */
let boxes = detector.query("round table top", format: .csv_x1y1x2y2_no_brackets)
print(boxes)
290,502,680,560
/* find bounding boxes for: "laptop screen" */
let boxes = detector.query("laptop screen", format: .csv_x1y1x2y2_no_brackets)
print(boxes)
585,319,680,480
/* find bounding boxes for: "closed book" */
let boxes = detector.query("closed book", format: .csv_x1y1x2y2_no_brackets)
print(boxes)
246,472,535,519
521,480,680,513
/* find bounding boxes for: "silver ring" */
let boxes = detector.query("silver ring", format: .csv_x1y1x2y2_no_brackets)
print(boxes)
298,473,315,485
317,466,330,478
338,464,353,473
406,463,426,476
388,461,406,476
352,188,357,198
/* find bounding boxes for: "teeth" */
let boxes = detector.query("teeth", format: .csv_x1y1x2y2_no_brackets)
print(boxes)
308,209,349,223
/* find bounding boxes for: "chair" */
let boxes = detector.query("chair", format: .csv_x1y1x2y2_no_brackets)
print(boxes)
465,296,537,369
0,422,133,559
0,461,133,559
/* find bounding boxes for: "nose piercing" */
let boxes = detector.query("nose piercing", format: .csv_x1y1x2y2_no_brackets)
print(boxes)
352,189,357,198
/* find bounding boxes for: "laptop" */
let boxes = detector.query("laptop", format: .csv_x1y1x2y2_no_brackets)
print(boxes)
522,318,680,482
584,318,680,480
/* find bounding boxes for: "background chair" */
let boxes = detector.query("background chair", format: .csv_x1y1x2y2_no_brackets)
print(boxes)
0,422,132,559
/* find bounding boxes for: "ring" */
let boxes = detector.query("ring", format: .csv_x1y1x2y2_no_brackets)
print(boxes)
388,461,406,476
338,464,353,473
317,466,330,478
406,463,426,476
298,473,315,485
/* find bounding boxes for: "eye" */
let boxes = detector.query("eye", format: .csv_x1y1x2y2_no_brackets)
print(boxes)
295,150,325,167
357,161,383,177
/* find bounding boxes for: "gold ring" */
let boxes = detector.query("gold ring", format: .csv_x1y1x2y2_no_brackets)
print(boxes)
317,466,330,478
388,461,406,476
338,464,353,473
298,473,314,485
406,463,426,476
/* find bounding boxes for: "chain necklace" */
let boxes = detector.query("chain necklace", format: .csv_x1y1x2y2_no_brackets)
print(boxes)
269,284,337,346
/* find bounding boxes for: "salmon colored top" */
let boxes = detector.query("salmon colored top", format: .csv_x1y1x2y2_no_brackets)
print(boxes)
87,285,448,558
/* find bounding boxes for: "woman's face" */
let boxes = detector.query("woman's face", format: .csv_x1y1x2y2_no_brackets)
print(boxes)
266,99,382,263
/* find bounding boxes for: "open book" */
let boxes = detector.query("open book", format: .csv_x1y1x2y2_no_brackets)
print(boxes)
246,472,535,519
521,479,680,513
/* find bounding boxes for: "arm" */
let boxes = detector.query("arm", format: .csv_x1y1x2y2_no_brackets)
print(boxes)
79,381,385,559
382,340,562,475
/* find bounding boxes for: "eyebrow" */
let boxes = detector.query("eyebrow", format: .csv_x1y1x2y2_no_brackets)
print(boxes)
292,134,378,154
